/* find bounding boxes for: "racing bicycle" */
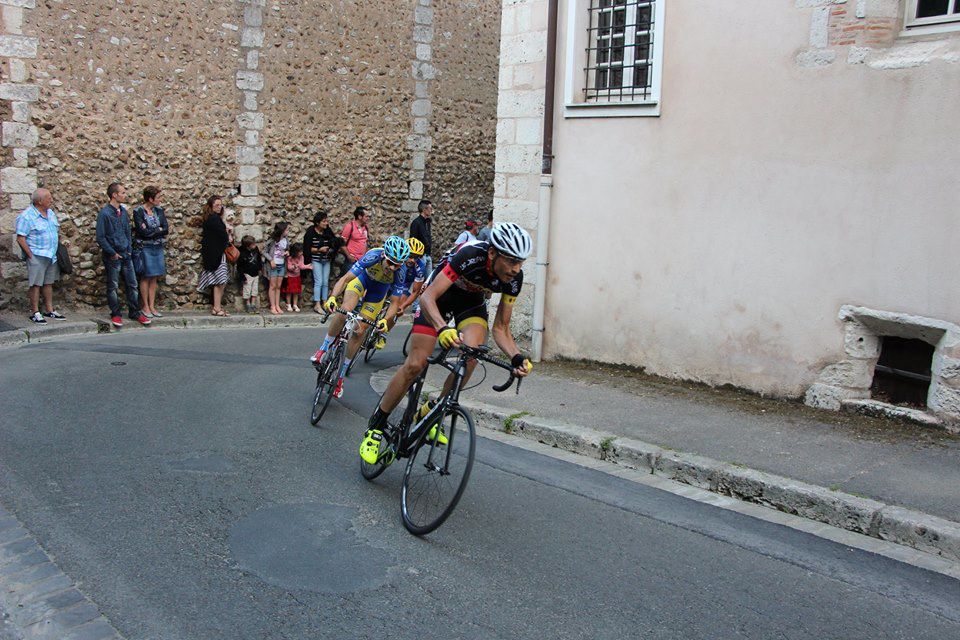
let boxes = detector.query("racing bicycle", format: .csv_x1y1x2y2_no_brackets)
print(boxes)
360,343,522,535
310,307,374,426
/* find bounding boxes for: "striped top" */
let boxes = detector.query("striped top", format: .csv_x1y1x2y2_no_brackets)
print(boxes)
15,206,59,260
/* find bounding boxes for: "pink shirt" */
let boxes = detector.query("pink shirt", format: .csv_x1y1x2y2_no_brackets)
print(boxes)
285,255,311,277
341,220,368,260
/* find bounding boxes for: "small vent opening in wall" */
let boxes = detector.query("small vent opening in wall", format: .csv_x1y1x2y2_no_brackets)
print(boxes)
870,337,935,408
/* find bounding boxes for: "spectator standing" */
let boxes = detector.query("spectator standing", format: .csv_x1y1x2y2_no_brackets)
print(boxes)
339,206,370,277
303,210,339,314
197,194,232,317
455,219,479,246
96,183,149,327
264,221,289,315
477,210,494,243
15,188,65,324
132,185,169,318
281,242,311,312
409,199,433,274
237,235,263,313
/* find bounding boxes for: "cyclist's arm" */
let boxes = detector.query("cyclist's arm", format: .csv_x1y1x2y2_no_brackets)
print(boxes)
419,271,455,332
329,270,355,299
399,281,424,313
383,295,403,324
491,297,530,377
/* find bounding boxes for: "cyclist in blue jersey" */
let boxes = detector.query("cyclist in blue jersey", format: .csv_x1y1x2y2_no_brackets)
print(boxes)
310,235,410,399
373,237,428,350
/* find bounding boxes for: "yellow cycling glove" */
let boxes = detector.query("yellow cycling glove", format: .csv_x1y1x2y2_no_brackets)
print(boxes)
438,328,460,349
511,353,533,373
376,318,389,333
324,295,338,312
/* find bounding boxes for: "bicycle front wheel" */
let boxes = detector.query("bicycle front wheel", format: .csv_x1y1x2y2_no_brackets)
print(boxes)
401,406,476,536
310,345,342,425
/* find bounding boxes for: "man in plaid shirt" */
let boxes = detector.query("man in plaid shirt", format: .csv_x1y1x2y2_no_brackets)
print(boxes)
15,188,65,324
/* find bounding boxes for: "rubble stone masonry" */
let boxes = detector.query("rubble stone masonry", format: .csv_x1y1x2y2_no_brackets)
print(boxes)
0,0,500,311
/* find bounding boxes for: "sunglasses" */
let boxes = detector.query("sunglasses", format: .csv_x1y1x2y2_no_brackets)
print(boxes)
384,258,402,269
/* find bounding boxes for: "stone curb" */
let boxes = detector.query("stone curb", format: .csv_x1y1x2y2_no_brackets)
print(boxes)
0,312,326,348
460,399,960,564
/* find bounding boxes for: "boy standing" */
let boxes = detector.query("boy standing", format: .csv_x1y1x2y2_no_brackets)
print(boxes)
237,235,263,313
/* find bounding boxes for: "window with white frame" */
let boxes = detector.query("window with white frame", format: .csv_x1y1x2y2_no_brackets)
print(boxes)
564,0,664,117
905,0,960,30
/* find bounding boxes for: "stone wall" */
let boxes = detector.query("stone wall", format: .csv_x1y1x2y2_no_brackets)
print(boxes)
0,0,500,313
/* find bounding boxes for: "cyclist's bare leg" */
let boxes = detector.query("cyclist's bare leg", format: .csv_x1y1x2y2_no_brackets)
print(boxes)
325,288,360,339
438,322,487,397
378,332,436,413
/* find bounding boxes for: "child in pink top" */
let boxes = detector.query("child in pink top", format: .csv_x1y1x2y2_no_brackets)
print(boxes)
281,242,312,312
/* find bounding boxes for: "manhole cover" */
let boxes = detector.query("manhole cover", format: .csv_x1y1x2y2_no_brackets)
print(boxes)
230,504,392,594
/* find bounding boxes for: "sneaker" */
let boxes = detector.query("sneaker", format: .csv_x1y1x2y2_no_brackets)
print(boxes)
152,310,163,318
136,314,152,326
42,310,65,319
29,312,47,324
111,316,123,327
143,312,154,318
309,348,326,365
359,429,384,465
374,335,387,350
333,377,344,399
286,304,293,312
293,305,300,312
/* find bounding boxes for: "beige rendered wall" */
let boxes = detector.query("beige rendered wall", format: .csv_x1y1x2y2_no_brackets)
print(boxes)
536,0,960,396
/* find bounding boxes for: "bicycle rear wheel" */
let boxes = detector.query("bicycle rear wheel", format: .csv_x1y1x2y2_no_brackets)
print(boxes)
363,331,379,363
401,405,476,536
310,344,342,425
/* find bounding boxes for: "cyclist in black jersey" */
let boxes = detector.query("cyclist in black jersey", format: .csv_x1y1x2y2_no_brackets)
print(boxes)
360,222,535,463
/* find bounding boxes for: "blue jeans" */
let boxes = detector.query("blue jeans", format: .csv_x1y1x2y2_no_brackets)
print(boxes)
104,254,141,318
312,259,331,302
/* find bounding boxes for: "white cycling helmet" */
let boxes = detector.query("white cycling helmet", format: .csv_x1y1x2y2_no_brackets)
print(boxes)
489,222,532,260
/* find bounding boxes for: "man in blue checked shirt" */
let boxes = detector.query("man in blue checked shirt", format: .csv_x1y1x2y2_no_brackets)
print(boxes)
16,188,66,324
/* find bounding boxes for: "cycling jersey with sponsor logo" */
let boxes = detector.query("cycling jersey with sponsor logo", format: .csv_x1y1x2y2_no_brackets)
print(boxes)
439,241,523,305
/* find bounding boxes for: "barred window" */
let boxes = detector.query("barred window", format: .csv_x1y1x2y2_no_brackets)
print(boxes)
906,0,960,30
584,0,656,102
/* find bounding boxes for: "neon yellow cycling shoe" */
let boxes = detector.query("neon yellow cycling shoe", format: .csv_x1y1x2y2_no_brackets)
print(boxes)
359,429,384,464
374,335,387,350
426,423,448,446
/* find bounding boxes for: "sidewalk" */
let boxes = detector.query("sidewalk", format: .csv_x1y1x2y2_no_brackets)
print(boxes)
0,307,326,348
373,358,960,563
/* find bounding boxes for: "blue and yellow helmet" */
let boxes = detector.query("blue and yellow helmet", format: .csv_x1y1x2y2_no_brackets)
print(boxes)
383,235,411,263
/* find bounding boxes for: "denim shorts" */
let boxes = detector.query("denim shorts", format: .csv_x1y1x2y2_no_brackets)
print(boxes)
267,264,286,278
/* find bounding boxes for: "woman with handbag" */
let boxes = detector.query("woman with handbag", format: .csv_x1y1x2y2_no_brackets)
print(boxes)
197,194,233,316
133,186,169,318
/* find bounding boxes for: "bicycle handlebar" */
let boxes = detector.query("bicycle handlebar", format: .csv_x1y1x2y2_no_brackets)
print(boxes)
329,307,376,326
429,343,522,394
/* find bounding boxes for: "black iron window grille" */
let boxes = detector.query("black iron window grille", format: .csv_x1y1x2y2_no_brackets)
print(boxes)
584,0,655,102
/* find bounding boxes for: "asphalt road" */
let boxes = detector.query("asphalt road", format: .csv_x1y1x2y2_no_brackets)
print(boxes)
0,328,958,640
